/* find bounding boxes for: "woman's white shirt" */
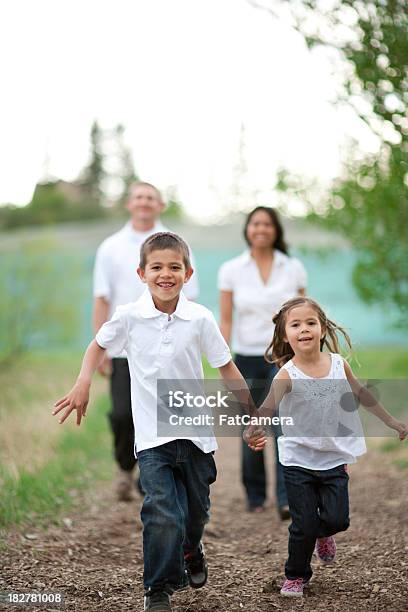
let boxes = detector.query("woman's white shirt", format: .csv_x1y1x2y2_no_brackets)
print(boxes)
217,249,307,355
278,353,367,470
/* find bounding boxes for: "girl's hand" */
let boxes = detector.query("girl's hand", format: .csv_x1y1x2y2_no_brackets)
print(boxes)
52,380,90,426
243,424,267,452
393,420,408,441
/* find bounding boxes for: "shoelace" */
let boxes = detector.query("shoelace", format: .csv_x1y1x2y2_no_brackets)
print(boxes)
284,578,303,591
317,538,335,557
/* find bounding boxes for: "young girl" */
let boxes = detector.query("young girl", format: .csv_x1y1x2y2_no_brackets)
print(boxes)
244,296,408,598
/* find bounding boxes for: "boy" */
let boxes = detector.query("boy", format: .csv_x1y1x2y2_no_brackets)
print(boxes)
93,182,199,501
53,232,255,612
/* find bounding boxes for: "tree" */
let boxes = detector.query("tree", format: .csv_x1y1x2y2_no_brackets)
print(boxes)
248,1,408,322
114,123,139,205
79,120,106,207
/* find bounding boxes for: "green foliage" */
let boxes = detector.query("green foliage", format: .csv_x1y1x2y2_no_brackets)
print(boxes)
0,238,84,363
0,395,113,529
255,1,408,321
78,120,106,204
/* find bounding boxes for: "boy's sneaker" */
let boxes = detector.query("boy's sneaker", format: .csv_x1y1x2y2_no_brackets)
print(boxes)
315,536,336,564
144,590,171,611
280,578,304,597
184,542,208,589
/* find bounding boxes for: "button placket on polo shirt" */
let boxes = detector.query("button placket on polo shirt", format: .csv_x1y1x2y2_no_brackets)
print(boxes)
159,314,174,355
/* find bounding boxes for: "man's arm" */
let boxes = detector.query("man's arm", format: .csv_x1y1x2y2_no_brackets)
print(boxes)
52,340,105,426
92,297,112,376
344,360,408,440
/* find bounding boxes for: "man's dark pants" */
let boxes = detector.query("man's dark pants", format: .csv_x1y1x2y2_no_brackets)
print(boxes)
138,440,217,592
283,464,350,581
109,358,136,471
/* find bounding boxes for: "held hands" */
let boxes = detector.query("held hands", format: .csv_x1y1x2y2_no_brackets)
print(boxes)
243,424,267,452
52,379,90,426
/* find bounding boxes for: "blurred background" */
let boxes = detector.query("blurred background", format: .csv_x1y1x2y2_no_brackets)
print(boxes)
1,0,407,527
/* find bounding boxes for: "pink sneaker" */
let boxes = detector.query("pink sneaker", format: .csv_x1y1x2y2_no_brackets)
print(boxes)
280,578,304,597
315,536,336,564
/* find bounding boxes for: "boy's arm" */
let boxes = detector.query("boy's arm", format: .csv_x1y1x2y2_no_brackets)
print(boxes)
92,296,112,377
344,360,408,440
218,360,266,452
52,340,105,426
218,360,257,416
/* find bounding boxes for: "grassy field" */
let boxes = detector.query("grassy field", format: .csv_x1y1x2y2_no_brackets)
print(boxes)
0,347,407,531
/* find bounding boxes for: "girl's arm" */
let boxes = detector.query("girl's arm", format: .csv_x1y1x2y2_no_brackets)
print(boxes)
256,369,291,418
219,290,233,344
52,340,106,426
344,360,408,440
246,369,291,451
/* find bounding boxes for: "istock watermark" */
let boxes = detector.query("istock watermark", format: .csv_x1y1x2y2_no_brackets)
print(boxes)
157,379,408,439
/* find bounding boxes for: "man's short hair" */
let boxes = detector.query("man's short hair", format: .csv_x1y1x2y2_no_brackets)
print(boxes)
129,181,163,202
139,232,192,270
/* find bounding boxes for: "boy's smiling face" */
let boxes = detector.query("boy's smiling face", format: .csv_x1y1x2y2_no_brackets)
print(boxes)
137,248,193,312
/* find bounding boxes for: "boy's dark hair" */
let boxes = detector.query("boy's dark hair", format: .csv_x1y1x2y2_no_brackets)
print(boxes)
243,206,289,254
139,232,192,270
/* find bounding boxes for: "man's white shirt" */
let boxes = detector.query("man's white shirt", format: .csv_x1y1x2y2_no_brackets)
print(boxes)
95,290,231,454
93,221,199,356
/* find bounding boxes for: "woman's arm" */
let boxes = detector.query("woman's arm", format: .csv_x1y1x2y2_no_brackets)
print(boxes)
344,360,408,440
219,290,233,344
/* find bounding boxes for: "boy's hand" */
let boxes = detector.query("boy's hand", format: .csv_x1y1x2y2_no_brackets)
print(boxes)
52,380,90,426
243,424,267,452
392,420,408,441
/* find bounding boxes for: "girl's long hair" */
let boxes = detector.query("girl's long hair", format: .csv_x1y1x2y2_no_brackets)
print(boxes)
243,206,289,254
265,297,353,368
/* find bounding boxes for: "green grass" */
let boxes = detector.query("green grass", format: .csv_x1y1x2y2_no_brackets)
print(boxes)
1,346,407,532
0,395,113,529
350,347,408,378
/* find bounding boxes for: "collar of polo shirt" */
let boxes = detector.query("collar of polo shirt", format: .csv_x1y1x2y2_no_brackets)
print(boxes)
240,248,287,267
138,288,192,320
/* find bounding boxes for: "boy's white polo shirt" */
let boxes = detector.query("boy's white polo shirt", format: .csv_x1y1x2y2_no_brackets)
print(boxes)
93,220,200,357
95,289,232,455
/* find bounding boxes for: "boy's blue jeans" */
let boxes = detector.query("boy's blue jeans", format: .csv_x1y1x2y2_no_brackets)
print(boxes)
283,464,350,581
137,440,217,593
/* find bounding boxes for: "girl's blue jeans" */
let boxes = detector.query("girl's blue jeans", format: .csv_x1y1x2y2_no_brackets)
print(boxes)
283,464,350,580
138,440,217,593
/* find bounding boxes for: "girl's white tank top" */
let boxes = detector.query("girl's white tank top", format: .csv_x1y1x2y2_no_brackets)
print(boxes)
277,353,367,470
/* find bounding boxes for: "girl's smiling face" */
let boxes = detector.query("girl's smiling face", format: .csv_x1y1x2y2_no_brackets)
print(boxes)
284,304,325,355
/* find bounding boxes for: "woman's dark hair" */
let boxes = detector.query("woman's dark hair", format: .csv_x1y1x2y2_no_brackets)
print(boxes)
243,206,289,254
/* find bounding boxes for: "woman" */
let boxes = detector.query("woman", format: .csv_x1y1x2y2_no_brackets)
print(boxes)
218,206,307,518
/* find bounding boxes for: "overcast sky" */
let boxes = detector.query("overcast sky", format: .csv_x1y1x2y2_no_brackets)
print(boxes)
0,0,378,220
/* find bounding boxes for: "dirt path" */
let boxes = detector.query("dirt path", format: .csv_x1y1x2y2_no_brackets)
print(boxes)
2,438,408,612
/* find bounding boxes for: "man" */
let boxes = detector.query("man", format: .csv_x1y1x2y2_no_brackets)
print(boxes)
93,182,199,500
